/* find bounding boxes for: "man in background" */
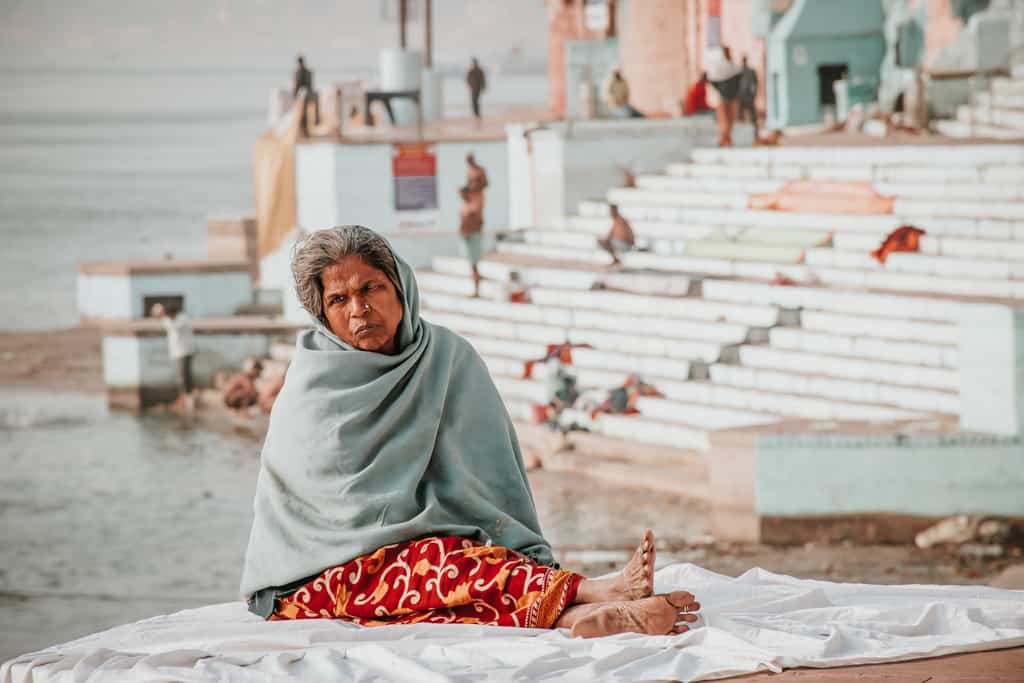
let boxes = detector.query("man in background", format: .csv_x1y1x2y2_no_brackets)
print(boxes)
604,69,644,118
597,204,635,267
466,57,487,120
738,56,759,141
150,303,195,412
293,55,319,137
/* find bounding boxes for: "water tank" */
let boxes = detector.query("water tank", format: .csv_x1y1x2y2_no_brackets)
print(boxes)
379,48,422,126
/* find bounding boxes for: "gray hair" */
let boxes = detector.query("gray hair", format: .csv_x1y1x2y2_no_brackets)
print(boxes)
291,225,403,325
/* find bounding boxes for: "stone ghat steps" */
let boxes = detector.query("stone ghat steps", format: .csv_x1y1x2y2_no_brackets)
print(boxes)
737,346,958,392
955,103,1024,130
933,119,1024,140
490,373,777,452
419,271,787,327
664,160,1024,183
494,240,811,281
430,255,695,296
493,239,1024,299
768,327,958,370
832,232,1024,262
807,247,1024,279
422,306,732,364
559,216,831,247
578,198,1024,241
688,143,1024,167
708,363,959,415
700,278,966,323
518,229,813,263
976,90,1024,110
636,174,1024,202
607,186,1024,222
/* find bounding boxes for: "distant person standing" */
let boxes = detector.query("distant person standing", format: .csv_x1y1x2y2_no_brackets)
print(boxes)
738,56,760,141
706,46,742,147
150,303,196,411
597,204,635,266
466,58,487,120
458,186,484,297
683,73,711,116
293,55,320,137
460,153,488,296
604,69,644,119
465,153,489,197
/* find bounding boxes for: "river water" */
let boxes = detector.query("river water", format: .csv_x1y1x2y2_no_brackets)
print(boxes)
0,65,548,331
0,390,704,660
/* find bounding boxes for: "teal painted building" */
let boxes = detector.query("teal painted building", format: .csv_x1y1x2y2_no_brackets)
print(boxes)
766,0,886,127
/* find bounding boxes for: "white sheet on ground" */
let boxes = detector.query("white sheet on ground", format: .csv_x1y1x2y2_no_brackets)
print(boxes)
3,564,1023,682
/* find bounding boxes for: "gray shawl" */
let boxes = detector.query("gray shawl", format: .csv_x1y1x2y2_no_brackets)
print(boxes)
240,248,553,599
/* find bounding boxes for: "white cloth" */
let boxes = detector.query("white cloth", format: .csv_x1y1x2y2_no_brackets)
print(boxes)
161,315,194,360
4,564,1022,682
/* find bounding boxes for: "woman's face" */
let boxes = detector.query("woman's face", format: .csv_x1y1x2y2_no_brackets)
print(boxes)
321,256,403,354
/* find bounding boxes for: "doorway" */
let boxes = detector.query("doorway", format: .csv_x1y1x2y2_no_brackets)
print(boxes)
817,63,848,108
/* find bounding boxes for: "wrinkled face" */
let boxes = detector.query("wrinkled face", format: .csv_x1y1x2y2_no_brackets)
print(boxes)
321,256,403,354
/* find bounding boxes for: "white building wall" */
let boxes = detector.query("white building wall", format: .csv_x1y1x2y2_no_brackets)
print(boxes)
78,271,251,321
77,274,133,321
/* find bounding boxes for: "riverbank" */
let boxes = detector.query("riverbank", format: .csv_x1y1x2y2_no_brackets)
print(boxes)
2,327,1020,663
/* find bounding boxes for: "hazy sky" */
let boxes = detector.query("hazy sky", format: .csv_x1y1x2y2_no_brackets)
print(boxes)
0,0,550,69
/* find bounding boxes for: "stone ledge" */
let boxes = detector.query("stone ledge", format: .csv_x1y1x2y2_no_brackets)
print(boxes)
100,316,303,338
79,259,250,276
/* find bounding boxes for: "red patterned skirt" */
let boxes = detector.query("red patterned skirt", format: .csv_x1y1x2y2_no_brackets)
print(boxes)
269,536,582,629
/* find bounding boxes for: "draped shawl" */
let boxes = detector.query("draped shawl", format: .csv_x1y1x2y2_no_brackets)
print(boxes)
240,246,553,599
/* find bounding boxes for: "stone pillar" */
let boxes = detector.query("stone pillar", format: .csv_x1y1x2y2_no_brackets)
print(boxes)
620,0,698,114
959,304,1024,436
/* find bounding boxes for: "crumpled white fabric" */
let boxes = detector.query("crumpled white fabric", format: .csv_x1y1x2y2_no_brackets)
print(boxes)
4,564,1023,682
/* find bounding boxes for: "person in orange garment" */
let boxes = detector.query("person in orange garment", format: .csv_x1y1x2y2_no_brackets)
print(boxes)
683,73,711,115
872,225,926,264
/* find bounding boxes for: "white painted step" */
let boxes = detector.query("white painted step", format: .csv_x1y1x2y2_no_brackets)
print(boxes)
432,255,696,296
799,310,958,345
643,172,1024,202
424,305,744,352
709,364,959,414
806,248,1024,280
832,232,1024,261
934,119,1024,140
649,379,925,422
418,273,784,327
811,265,1024,299
769,328,958,369
738,345,958,391
701,279,963,322
495,241,812,283
561,215,831,247
688,144,1024,167
578,198,1023,240
608,185,1024,221
527,286,786,327
957,103,1024,130
430,310,727,363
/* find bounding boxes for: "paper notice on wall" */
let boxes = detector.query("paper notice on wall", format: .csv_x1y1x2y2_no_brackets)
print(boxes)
392,143,438,228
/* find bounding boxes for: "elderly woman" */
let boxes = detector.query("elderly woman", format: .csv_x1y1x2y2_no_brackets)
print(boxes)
241,225,700,637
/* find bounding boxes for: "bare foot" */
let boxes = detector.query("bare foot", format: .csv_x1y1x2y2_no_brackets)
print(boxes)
616,529,655,600
575,530,655,603
570,591,701,638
